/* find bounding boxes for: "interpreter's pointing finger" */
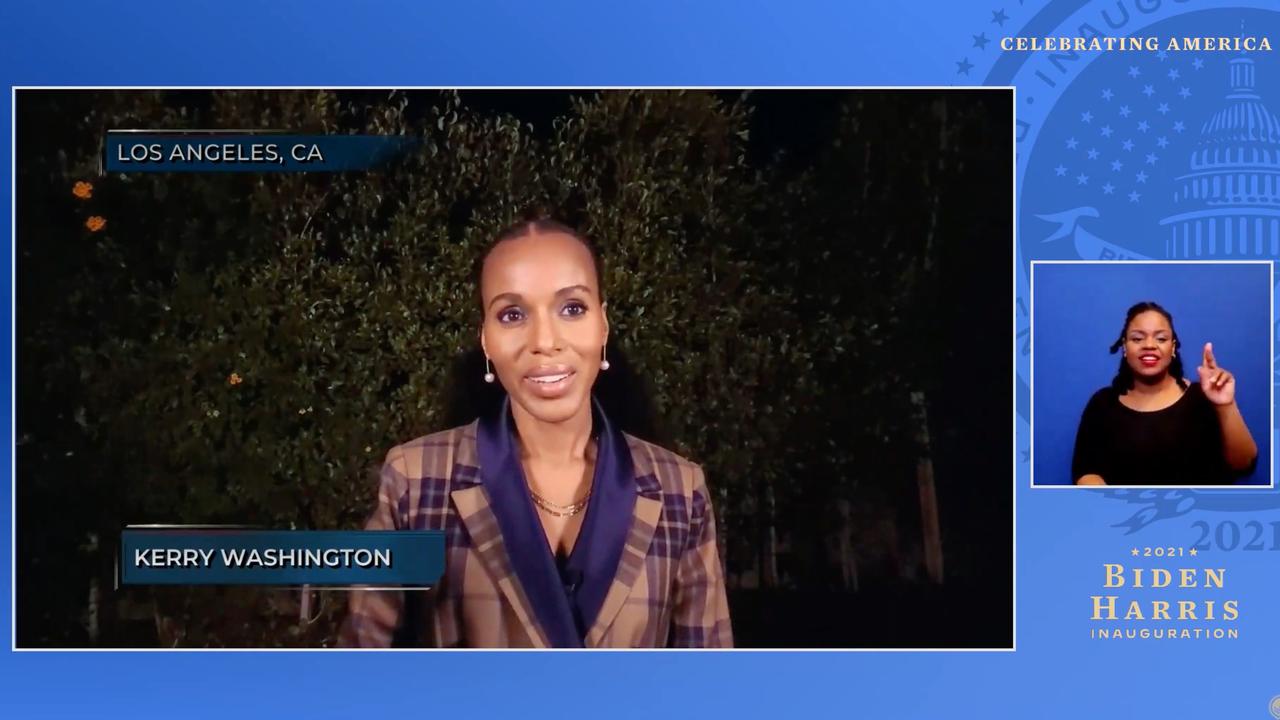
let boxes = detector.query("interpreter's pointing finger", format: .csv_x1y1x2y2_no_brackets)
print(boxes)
1203,342,1217,369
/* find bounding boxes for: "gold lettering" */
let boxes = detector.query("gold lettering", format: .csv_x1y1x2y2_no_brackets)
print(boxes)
1151,600,1171,620
1104,563,1125,588
1091,595,1118,620
1177,600,1197,620
1223,600,1239,621
1124,600,1145,620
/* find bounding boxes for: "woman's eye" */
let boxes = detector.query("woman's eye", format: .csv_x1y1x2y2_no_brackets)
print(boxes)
497,307,524,324
562,301,587,317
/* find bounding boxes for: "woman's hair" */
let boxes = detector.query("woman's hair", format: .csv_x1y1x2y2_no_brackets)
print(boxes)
1107,301,1188,393
472,207,607,311
447,209,664,444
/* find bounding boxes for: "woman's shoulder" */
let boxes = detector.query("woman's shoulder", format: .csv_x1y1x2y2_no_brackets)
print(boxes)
384,421,479,481
1084,386,1118,409
622,433,707,495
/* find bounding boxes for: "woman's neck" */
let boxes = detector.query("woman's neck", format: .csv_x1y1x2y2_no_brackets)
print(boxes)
510,400,594,463
1128,371,1178,396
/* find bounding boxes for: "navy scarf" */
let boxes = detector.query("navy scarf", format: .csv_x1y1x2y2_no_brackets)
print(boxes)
474,395,636,648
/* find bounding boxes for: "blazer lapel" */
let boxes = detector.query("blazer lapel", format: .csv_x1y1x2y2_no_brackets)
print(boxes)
585,437,663,648
448,483,550,648
471,398,582,648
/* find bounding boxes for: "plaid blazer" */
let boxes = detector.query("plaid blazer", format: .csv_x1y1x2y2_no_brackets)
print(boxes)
337,419,733,648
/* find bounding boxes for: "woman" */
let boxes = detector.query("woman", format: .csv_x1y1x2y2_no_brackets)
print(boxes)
339,215,733,647
1071,301,1258,486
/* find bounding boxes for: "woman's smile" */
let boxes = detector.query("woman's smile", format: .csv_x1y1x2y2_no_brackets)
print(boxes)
524,365,578,398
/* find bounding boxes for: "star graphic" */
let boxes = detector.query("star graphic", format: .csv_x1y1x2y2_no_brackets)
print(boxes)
1103,182,1116,195
1128,65,1141,78
1157,102,1170,114
956,58,974,75
1129,191,1141,202
1173,120,1186,133
1087,148,1100,159
1156,136,1169,148
1119,105,1132,118
973,32,990,50
1101,125,1114,138
1081,110,1094,123
1122,139,1135,151
1076,173,1089,185
1146,153,1158,165
1131,547,1140,556
1066,137,1079,149
991,8,1009,26
1168,68,1181,80
1101,88,1114,101
1156,50,1169,61
1136,171,1149,183
1111,160,1123,171
1179,87,1192,99
1192,57,1205,70
1190,547,1199,556
1055,164,1068,176
1137,120,1150,132
1143,84,1156,97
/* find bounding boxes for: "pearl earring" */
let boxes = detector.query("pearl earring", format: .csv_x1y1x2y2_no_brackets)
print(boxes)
600,345,610,371
483,356,495,384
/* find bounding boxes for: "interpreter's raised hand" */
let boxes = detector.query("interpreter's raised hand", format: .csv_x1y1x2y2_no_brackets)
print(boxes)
1197,342,1236,406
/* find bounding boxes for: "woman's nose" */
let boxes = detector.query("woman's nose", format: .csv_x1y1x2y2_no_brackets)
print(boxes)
530,313,561,352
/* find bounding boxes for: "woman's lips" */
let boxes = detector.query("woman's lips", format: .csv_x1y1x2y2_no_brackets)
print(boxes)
523,368,577,399
1139,354,1160,367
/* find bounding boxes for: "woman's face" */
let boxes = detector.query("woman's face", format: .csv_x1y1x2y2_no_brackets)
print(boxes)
1123,310,1175,379
480,230,608,425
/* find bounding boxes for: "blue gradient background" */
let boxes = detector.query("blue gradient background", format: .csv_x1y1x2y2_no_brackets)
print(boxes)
4,1,1280,718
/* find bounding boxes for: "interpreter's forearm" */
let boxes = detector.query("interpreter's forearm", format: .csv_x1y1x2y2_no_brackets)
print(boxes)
1215,401,1258,471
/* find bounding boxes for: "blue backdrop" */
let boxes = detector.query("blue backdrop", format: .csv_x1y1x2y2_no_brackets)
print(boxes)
5,1,1280,719
1033,262,1271,485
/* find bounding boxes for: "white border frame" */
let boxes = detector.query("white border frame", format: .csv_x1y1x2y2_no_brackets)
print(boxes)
1028,259,1276,490
11,85,1018,653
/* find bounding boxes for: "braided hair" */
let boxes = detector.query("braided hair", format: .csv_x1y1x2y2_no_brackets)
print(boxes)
1108,301,1188,394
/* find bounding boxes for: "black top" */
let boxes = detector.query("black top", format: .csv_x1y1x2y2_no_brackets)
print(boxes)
554,551,587,640
1071,383,1252,486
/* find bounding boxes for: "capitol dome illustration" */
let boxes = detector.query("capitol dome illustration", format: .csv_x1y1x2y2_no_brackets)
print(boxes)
1160,55,1280,257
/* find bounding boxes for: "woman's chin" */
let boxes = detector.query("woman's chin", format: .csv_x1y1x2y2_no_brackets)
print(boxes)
1131,365,1169,381
513,392,589,424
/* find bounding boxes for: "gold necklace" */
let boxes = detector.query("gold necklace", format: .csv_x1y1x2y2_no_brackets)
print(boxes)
528,486,592,517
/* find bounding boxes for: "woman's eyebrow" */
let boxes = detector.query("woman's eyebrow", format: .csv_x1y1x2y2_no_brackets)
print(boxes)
486,286,594,310
487,292,523,310
556,284,595,297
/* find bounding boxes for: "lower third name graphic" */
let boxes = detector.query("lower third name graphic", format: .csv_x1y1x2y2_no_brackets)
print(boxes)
133,547,392,569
